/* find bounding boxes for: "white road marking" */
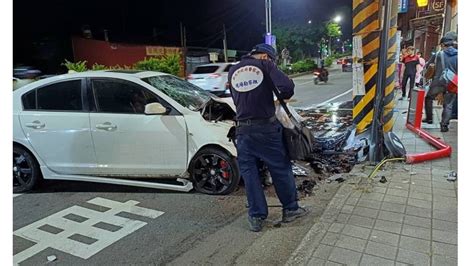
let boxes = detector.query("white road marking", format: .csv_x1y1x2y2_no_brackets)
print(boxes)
13,194,22,198
302,88,353,109
295,80,314,86
13,197,164,265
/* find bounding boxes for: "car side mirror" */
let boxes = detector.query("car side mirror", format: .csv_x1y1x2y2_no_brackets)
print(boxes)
144,102,167,115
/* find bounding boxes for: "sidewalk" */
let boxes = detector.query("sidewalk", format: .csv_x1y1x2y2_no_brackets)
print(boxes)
286,93,458,265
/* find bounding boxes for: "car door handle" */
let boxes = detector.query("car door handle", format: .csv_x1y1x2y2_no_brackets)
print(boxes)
96,122,117,131
24,121,45,129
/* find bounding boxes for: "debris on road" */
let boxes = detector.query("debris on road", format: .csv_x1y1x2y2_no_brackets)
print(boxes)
446,171,457,182
379,176,387,183
297,180,317,195
326,174,347,184
297,101,359,175
292,163,309,176
47,255,57,262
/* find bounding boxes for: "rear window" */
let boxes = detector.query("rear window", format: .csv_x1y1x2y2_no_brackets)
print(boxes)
193,66,219,74
22,90,36,110
22,80,83,111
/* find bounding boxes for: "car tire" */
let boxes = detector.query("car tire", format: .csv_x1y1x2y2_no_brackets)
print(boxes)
13,145,41,193
189,147,240,195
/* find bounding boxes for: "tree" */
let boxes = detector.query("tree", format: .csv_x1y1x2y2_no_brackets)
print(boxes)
273,22,325,61
325,22,342,56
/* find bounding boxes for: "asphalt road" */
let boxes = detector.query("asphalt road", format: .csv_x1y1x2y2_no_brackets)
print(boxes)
291,70,353,108
13,69,353,266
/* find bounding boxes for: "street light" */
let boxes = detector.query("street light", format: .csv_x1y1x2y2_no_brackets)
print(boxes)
333,15,342,23
308,20,312,24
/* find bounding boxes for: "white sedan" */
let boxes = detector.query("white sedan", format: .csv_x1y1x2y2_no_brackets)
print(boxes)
13,70,239,195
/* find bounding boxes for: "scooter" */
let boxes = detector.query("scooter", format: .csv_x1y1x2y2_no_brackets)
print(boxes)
313,69,329,85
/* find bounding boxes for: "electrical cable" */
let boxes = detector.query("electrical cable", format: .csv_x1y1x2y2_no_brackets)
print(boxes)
367,157,406,181
204,11,252,48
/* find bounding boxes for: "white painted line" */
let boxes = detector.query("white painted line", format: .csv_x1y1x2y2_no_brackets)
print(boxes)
13,197,164,265
302,88,353,109
295,80,314,86
13,194,22,198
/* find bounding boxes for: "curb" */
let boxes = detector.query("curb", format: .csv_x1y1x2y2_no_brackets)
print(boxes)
288,71,312,78
288,65,341,78
285,166,366,265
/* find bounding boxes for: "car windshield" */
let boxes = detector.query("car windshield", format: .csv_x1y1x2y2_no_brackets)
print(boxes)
142,75,211,111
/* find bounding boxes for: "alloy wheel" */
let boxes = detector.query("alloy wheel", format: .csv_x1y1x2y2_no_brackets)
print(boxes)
192,153,234,195
13,152,33,191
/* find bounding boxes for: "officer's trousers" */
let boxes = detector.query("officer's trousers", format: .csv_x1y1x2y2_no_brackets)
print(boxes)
425,91,456,126
235,121,299,219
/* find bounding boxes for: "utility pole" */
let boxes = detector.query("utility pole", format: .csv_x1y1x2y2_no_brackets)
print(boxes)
265,0,269,33
369,0,392,162
264,0,274,47
268,0,272,34
180,22,187,76
265,0,272,33
180,22,184,47
223,24,228,63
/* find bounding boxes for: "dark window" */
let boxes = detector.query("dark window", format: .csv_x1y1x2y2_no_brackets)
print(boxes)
223,64,234,72
93,79,161,114
22,90,36,110
37,80,83,111
193,66,219,74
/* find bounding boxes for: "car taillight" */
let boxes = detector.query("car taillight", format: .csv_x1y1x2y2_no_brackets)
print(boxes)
187,74,193,80
209,73,221,78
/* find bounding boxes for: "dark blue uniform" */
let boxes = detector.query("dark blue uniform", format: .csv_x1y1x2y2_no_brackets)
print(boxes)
228,55,300,220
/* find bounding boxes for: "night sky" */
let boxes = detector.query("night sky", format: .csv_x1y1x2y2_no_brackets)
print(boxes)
14,0,351,72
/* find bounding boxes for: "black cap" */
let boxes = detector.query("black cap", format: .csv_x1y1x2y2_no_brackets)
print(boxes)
250,43,277,60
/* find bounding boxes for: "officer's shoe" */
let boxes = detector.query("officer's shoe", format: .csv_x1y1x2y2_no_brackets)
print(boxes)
282,207,309,223
248,216,264,232
422,119,433,124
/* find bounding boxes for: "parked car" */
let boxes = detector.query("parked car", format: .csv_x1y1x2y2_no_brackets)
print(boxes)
187,63,236,97
13,70,240,195
342,58,353,72
13,66,42,79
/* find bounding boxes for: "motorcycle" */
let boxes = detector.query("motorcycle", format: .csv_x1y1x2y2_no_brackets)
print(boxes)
313,68,329,85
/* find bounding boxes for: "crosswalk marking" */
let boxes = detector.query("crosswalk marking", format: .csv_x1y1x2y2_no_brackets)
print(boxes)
13,197,164,265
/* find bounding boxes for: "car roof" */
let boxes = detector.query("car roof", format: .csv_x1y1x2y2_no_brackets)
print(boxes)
12,70,170,94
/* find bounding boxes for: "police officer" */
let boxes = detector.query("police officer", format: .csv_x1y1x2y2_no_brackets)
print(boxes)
228,43,308,232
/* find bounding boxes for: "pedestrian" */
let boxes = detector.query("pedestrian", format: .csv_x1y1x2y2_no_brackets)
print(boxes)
415,51,425,86
228,43,308,232
400,46,420,100
423,32,458,132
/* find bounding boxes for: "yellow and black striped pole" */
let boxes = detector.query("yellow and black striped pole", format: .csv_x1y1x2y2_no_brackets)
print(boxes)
382,0,399,132
352,0,381,134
